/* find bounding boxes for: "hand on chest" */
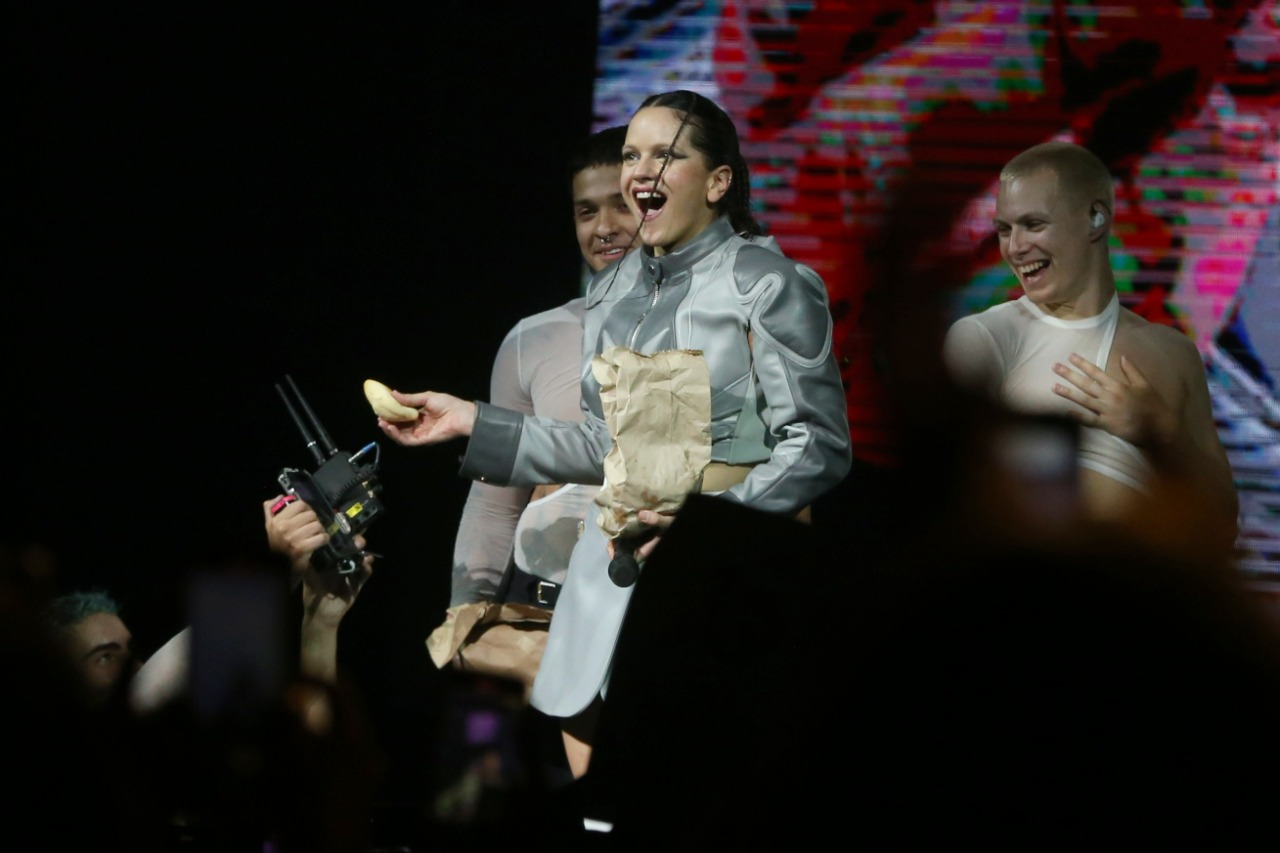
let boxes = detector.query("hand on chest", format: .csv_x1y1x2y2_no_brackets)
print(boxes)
1003,325,1118,416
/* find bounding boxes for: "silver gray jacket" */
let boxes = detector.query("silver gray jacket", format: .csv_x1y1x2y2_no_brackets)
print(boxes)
462,216,851,512
459,216,852,716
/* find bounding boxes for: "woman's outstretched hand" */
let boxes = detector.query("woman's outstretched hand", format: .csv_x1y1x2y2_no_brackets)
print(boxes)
377,390,477,446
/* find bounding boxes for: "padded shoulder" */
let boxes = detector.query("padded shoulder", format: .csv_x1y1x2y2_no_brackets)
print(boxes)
733,244,832,364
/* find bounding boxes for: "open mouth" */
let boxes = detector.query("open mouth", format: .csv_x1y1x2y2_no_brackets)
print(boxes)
1017,260,1049,278
634,189,667,214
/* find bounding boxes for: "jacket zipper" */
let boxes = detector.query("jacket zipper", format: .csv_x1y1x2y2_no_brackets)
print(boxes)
627,282,661,352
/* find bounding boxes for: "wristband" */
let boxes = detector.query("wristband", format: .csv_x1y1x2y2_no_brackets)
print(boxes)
270,494,299,516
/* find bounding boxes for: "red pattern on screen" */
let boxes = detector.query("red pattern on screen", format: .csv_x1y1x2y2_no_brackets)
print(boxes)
712,0,1273,464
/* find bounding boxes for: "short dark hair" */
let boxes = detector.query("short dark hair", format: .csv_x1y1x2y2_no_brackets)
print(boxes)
40,589,121,633
568,125,628,180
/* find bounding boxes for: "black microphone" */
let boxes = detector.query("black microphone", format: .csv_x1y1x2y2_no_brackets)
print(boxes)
607,534,647,588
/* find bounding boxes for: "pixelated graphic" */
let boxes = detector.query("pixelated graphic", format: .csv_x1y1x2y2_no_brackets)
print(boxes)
592,0,1279,582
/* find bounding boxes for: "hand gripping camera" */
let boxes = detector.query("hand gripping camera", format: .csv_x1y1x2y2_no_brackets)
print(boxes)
275,375,385,574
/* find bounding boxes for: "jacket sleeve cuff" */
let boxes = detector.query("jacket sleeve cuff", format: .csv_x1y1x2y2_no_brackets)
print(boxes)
458,401,524,486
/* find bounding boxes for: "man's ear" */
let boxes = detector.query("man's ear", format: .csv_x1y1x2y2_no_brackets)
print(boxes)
706,165,732,205
1089,203,1110,239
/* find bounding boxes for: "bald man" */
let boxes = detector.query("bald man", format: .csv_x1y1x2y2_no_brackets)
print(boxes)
944,141,1238,553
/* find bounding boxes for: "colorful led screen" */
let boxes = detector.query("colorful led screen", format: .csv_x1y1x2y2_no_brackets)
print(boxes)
590,0,1279,582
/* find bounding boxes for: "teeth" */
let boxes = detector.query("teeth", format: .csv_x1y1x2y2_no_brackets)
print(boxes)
635,189,666,212
1018,260,1048,275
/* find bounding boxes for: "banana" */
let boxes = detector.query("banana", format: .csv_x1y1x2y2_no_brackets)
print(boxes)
363,379,420,422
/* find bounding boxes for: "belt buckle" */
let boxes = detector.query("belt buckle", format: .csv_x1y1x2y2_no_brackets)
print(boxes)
534,581,557,607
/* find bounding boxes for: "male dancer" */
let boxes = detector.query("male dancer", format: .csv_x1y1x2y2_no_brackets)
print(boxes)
943,141,1238,553
446,126,637,778
450,125,633,609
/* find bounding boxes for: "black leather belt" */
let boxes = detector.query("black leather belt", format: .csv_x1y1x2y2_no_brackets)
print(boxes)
501,565,560,609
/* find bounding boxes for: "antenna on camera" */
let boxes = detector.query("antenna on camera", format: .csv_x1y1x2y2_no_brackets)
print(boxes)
276,374,333,467
286,374,339,458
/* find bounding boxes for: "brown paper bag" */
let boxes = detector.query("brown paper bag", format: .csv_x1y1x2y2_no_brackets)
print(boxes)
425,602,553,697
591,346,713,540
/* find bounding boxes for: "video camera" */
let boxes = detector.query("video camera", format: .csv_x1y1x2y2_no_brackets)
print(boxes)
275,375,385,575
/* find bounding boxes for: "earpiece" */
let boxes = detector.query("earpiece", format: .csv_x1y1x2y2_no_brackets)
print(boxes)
1091,210,1105,228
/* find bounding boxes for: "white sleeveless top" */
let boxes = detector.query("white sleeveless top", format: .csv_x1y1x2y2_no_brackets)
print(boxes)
512,484,597,584
945,294,1153,492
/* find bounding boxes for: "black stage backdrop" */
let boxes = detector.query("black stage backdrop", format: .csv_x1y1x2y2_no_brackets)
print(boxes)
12,3,599,804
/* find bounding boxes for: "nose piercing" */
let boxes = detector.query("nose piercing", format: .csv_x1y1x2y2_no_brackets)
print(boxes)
601,233,613,244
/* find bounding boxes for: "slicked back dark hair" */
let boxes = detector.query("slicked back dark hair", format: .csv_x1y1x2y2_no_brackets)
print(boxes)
636,90,764,237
